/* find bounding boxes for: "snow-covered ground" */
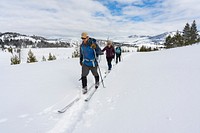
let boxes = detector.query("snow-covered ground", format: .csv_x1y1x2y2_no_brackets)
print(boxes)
20,48,74,63
0,44,200,133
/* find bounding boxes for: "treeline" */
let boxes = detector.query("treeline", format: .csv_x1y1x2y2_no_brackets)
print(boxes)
137,46,159,52
164,20,200,48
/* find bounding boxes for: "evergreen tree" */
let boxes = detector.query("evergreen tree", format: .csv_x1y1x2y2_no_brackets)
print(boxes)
48,53,56,61
190,20,198,44
52,55,56,60
11,55,20,65
197,36,200,42
48,53,53,61
0,40,4,50
72,46,80,58
72,49,79,58
8,46,13,54
164,35,173,48
42,56,46,61
174,30,184,47
27,50,37,63
182,23,191,45
137,45,157,52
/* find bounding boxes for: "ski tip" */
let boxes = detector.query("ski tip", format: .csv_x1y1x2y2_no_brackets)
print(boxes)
85,99,88,102
58,110,64,113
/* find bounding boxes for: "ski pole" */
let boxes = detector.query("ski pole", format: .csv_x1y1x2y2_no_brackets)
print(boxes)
93,49,105,88
97,63,105,88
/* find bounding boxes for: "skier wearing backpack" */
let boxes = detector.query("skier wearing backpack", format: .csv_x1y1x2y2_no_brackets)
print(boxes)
102,40,115,71
115,46,121,63
80,32,101,94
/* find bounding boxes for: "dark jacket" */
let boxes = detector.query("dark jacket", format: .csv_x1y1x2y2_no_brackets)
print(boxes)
102,46,115,58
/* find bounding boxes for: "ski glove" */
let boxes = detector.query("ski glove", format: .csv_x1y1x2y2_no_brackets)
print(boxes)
91,43,96,49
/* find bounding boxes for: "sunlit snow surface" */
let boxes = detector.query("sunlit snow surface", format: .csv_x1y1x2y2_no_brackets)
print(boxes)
1,44,200,133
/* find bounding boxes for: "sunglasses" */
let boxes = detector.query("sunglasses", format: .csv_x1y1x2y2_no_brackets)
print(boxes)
81,37,86,40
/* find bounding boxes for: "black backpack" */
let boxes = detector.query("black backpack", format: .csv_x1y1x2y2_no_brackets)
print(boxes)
88,38,103,56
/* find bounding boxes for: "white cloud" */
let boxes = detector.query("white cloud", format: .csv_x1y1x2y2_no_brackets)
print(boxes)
0,0,200,40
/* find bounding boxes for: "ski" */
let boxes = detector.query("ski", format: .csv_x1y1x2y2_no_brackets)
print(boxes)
86,83,96,92
85,88,97,102
58,97,80,113
58,83,97,113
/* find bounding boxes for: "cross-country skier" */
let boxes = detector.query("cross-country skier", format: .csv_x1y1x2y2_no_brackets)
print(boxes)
79,32,102,94
115,46,122,63
102,40,115,71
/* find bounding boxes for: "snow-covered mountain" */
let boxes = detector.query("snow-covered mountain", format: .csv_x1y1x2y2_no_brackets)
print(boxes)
0,32,44,43
0,31,177,48
112,31,177,47
0,32,71,48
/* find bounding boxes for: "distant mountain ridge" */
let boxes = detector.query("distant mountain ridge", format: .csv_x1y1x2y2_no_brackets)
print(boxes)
113,31,177,46
0,32,70,48
0,32,60,42
0,31,177,48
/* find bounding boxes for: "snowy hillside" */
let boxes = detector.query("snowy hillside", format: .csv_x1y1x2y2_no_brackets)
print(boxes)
1,44,200,133
0,32,72,48
0,32,178,49
112,31,177,47
0,32,43,43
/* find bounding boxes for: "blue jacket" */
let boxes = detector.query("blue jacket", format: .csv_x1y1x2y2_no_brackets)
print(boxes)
80,38,101,67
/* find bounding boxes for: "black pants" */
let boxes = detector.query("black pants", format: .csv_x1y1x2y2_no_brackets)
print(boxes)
116,54,121,63
106,57,113,70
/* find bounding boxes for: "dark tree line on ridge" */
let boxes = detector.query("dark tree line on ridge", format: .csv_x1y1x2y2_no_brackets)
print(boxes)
164,20,200,48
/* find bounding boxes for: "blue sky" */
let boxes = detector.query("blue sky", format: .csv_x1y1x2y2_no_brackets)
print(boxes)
0,0,200,39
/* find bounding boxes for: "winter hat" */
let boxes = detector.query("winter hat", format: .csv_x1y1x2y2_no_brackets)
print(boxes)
107,40,112,45
81,32,88,39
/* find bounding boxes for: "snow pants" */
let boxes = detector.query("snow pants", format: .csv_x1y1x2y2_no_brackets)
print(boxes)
81,64,99,88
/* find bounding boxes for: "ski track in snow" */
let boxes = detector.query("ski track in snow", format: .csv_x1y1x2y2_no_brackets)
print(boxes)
49,60,125,133
48,67,111,133
18,114,30,118
48,82,106,133
0,118,8,124
48,99,89,133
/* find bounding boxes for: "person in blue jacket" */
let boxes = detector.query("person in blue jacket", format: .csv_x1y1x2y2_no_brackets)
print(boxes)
115,46,122,63
80,32,101,94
